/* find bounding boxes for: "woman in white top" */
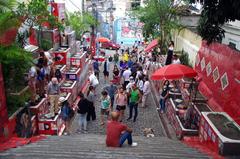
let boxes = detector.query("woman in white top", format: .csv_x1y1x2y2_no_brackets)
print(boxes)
137,75,144,93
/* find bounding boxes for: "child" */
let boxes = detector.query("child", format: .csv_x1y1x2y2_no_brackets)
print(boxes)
100,91,112,125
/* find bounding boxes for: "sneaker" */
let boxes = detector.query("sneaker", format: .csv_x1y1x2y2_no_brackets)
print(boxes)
156,108,160,111
63,132,69,136
127,117,132,121
76,129,82,133
131,142,138,147
83,130,88,134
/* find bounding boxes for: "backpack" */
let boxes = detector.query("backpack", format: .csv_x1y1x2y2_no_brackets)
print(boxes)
37,68,45,81
61,103,75,119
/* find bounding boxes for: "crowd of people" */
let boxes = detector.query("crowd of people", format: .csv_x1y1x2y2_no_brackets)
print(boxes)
57,40,180,145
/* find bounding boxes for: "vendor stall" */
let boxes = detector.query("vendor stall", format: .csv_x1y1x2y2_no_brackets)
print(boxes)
70,52,87,68
53,47,70,65
65,67,81,81
60,80,78,101
38,109,64,136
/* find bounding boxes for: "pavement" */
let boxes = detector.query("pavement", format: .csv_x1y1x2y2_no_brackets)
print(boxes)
70,49,166,137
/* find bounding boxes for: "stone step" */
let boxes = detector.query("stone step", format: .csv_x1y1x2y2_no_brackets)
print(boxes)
1,150,208,159
11,144,201,154
0,134,209,159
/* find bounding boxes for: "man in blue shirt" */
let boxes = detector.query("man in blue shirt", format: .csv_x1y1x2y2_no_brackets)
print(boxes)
93,59,99,79
104,82,118,107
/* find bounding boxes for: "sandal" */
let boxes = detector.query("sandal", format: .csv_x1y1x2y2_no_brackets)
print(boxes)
100,122,104,126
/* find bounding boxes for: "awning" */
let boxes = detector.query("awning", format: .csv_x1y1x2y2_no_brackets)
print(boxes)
144,39,158,52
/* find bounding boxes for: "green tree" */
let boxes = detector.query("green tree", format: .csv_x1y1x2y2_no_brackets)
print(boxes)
0,0,16,13
66,12,98,41
132,0,184,52
0,0,32,115
0,0,21,37
198,0,240,44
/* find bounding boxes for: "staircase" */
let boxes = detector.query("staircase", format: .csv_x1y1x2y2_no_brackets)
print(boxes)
0,134,209,159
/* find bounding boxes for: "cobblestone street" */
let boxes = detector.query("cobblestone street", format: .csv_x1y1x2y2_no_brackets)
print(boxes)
71,50,166,137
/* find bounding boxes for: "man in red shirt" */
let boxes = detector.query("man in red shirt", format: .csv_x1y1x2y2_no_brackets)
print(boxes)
106,111,137,147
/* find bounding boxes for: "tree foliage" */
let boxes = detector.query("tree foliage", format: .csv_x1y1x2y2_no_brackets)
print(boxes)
0,0,21,35
16,0,63,49
0,0,16,13
0,0,33,115
132,0,184,52
198,0,240,44
66,12,99,40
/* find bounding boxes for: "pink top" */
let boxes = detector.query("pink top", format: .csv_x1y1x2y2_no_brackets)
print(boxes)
116,93,127,106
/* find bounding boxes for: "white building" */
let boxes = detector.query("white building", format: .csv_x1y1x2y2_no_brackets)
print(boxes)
222,20,240,51
54,0,84,13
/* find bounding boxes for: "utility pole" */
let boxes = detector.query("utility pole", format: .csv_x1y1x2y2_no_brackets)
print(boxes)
90,1,97,56
109,0,114,41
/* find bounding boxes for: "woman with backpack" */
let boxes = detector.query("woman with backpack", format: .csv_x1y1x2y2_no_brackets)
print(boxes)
59,97,74,135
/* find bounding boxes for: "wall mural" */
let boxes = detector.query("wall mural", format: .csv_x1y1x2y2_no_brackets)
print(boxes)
121,20,144,39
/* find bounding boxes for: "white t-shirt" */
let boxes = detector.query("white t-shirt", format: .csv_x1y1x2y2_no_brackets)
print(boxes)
122,69,132,81
143,81,151,94
135,70,142,80
29,66,37,78
137,80,144,91
126,81,135,93
89,73,99,87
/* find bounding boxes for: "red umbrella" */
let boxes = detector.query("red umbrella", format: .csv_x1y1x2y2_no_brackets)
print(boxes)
144,39,158,52
151,64,197,80
97,37,110,43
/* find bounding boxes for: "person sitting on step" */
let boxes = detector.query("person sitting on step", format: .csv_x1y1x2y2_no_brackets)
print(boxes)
106,111,137,147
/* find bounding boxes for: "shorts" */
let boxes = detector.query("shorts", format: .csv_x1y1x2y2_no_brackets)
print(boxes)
103,71,109,76
116,105,126,111
101,108,109,115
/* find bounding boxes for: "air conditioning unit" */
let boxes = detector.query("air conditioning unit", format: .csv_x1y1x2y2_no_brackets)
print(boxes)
228,39,240,51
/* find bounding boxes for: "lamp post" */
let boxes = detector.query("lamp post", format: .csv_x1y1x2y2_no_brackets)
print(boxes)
89,1,97,57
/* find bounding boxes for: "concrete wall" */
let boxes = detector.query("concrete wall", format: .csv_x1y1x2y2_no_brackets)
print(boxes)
173,29,202,66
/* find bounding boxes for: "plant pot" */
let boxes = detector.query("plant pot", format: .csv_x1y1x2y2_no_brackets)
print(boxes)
200,112,240,156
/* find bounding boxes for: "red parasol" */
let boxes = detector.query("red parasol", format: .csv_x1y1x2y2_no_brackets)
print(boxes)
151,64,197,80
97,37,110,43
144,39,158,52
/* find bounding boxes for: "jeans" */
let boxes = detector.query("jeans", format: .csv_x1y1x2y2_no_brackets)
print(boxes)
160,98,166,112
128,102,138,121
119,131,132,146
87,102,96,121
110,96,114,106
142,93,149,107
78,113,87,131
